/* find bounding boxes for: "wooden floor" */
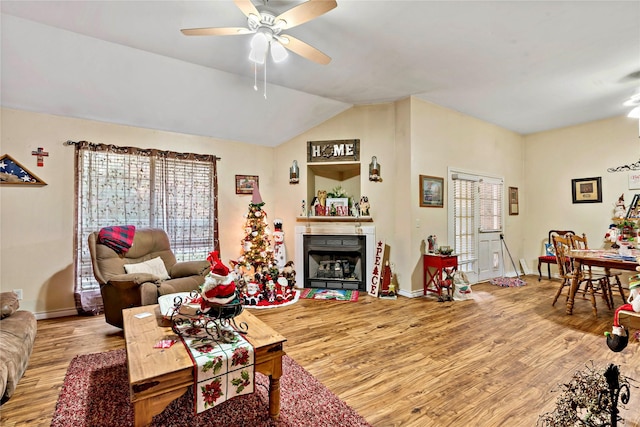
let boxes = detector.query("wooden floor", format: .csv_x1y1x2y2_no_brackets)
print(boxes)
2,277,640,426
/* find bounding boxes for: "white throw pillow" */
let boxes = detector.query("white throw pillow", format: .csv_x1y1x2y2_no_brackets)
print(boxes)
124,256,170,281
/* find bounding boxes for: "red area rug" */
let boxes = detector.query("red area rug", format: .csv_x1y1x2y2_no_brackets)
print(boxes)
300,288,359,301
51,349,371,427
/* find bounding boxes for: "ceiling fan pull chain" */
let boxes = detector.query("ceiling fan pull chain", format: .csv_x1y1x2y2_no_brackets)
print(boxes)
264,58,267,99
254,62,258,91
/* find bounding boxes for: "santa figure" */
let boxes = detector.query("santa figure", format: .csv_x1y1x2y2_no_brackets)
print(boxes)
273,219,286,269
605,263,640,352
200,251,237,309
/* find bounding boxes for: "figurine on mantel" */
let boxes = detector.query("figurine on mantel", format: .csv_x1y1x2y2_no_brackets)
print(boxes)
359,196,370,216
351,200,360,217
614,193,626,218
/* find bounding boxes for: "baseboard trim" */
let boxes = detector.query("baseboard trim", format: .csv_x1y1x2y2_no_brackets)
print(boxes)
34,308,78,320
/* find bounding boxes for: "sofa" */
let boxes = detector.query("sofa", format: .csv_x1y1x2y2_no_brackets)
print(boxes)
88,228,211,328
0,291,37,404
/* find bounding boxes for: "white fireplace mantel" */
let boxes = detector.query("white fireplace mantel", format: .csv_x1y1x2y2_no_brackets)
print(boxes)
294,225,376,293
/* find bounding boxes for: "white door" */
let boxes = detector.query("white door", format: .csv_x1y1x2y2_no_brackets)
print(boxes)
448,170,504,284
477,232,502,282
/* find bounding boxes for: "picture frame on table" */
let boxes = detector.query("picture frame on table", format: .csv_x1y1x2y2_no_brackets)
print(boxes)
571,176,602,204
419,175,444,208
235,175,259,195
508,186,519,215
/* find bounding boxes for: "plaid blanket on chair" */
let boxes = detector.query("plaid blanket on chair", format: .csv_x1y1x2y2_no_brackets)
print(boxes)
98,225,136,254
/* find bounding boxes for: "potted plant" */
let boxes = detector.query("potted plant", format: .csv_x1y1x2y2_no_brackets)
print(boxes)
617,218,639,240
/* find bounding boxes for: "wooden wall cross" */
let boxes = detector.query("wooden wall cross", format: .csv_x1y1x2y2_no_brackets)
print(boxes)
31,147,49,167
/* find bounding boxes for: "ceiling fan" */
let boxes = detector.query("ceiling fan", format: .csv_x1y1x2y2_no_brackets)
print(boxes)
181,0,337,65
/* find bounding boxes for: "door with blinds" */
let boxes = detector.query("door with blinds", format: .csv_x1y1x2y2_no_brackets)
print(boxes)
448,171,504,284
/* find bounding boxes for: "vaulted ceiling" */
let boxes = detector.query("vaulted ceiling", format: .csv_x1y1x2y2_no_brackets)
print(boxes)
2,1,639,147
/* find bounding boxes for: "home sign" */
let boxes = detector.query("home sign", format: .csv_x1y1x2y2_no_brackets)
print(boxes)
307,139,360,163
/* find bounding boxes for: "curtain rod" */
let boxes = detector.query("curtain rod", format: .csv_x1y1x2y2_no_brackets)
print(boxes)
64,140,221,160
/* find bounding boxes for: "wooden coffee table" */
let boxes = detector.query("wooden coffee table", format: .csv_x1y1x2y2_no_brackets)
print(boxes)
122,304,286,427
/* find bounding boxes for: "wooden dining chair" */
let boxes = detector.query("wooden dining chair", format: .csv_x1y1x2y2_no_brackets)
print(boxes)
538,230,575,281
569,233,625,306
552,234,605,317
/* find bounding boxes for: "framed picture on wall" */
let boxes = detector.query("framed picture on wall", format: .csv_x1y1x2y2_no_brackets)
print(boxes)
419,175,444,208
235,175,259,195
571,176,602,203
508,187,519,215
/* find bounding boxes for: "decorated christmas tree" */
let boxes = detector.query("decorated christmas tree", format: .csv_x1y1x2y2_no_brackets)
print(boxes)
239,186,275,271
236,186,297,308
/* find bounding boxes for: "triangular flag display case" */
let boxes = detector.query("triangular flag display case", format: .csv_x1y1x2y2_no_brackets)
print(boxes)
0,154,47,186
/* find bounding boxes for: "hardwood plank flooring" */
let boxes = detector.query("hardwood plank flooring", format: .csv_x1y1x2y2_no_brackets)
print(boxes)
2,277,640,426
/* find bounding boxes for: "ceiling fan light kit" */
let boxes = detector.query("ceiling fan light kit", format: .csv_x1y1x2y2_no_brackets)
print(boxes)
181,0,337,96
270,41,288,63
623,90,640,137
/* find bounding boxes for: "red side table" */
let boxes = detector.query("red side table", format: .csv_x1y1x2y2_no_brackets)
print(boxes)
423,254,458,301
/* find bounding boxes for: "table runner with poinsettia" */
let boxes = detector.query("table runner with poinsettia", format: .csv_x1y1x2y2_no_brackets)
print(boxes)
177,324,254,414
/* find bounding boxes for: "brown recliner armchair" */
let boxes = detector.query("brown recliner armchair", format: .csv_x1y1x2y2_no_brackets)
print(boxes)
88,228,210,328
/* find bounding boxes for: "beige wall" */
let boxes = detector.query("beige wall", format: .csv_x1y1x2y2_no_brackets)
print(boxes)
2,103,636,316
407,98,525,292
273,102,397,259
523,115,640,277
0,108,274,316
274,98,526,296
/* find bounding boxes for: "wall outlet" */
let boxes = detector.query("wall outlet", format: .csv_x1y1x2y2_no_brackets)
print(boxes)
12,289,23,300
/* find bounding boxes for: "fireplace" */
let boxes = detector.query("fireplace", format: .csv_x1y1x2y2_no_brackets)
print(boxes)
303,235,366,290
295,225,376,293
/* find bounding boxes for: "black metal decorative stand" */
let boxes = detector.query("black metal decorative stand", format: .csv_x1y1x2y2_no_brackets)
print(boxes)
537,363,634,426
168,291,248,343
602,364,630,427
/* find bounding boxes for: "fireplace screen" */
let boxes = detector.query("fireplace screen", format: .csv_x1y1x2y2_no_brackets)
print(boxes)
303,235,366,291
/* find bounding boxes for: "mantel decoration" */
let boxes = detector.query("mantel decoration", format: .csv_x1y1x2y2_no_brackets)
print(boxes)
571,176,602,204
0,154,47,186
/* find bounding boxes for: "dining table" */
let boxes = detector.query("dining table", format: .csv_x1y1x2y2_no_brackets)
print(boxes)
566,249,639,315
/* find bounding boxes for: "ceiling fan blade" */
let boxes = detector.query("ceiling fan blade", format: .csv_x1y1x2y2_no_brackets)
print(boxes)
233,0,260,19
279,34,331,65
275,0,337,30
181,27,251,36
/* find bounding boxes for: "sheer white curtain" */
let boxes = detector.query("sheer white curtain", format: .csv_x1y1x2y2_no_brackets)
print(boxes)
73,141,219,314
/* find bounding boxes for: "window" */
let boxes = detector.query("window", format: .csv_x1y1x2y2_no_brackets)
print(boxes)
452,177,477,270
73,141,219,314
479,179,503,232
